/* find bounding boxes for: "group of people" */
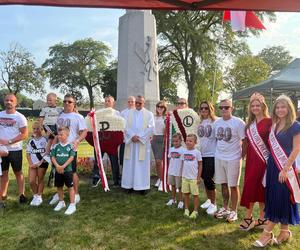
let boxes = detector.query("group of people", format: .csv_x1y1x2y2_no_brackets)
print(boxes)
0,91,299,247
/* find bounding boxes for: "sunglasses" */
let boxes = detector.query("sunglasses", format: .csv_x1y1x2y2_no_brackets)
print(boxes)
63,100,74,104
157,106,164,109
177,102,186,105
200,107,209,111
219,106,231,110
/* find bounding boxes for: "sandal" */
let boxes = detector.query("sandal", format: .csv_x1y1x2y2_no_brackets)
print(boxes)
275,229,292,244
252,229,275,248
239,217,255,231
254,218,268,229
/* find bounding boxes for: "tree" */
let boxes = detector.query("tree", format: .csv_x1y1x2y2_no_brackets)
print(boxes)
153,11,275,107
0,43,45,95
101,61,117,99
258,45,293,74
0,88,34,109
43,38,111,109
225,54,270,93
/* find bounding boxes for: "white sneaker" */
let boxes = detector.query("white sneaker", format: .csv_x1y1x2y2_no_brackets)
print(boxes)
54,201,66,211
206,203,217,215
226,211,238,223
177,201,184,209
75,194,80,204
155,179,161,187
158,182,163,191
35,195,43,206
166,199,176,206
30,195,38,206
49,193,59,205
214,207,231,219
200,199,211,209
65,203,76,215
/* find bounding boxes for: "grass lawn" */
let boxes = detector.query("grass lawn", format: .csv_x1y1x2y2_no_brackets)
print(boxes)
0,122,299,249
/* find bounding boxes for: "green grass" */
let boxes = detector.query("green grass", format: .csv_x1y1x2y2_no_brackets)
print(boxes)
0,121,300,249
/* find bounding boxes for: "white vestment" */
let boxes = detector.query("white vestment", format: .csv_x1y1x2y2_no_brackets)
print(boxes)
121,108,154,190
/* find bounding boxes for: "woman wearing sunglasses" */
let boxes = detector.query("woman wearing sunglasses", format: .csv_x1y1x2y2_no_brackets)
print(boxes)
198,101,218,216
151,101,167,189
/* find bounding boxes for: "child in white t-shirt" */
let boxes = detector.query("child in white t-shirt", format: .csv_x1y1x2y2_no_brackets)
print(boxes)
0,145,9,207
166,133,184,209
26,122,49,206
181,134,202,219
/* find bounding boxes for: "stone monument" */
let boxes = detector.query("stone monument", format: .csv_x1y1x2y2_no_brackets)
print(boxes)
116,10,159,112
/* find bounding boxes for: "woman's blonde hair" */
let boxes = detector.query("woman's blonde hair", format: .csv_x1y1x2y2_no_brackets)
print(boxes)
155,100,167,116
246,93,269,129
272,94,296,131
199,101,217,121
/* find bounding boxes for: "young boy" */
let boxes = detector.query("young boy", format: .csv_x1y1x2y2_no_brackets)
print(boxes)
181,134,202,219
50,127,76,215
166,133,184,209
0,145,8,208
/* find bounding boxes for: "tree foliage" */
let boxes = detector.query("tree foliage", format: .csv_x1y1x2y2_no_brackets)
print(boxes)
42,38,111,109
258,45,293,74
101,61,117,99
0,43,45,96
153,11,275,107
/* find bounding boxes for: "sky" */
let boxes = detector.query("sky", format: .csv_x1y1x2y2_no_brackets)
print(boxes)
0,6,299,100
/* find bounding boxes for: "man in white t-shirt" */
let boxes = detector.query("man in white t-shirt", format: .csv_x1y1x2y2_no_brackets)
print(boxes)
49,94,87,206
0,94,29,204
213,99,245,223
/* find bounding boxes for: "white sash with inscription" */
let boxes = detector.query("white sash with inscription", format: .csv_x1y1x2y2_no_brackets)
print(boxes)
269,125,300,203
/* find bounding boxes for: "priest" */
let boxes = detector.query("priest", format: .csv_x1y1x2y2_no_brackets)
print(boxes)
121,95,154,194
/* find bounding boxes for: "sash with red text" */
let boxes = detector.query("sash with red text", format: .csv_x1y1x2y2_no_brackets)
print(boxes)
161,112,171,192
269,126,300,203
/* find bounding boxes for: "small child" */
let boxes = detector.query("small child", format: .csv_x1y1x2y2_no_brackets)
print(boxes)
39,93,63,154
0,145,8,208
50,127,76,215
181,134,202,219
166,133,184,209
26,122,49,206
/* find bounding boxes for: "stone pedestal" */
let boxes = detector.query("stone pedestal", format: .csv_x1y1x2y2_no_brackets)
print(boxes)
116,10,159,112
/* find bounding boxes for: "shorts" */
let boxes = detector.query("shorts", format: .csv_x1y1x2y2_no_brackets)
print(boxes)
181,177,199,195
39,162,49,169
215,158,242,187
1,150,23,172
151,135,164,160
201,157,215,190
168,175,182,189
43,124,57,139
72,153,77,173
55,171,74,188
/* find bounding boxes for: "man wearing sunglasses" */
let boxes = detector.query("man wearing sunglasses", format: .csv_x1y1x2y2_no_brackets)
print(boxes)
121,95,154,194
213,99,245,223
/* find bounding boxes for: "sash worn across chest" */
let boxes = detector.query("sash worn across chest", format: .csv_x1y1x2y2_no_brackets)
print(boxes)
269,125,300,203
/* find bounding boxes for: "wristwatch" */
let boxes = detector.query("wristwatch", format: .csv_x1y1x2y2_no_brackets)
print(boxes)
8,139,13,144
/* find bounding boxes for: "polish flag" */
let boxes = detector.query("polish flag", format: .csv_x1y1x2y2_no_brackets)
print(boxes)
223,10,266,31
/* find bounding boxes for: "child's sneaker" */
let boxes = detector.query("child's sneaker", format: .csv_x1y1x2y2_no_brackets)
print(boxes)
54,201,66,211
35,196,43,206
184,209,190,217
226,211,238,223
206,203,218,215
177,201,184,209
155,179,160,187
189,211,198,219
166,199,176,206
65,203,76,215
214,207,230,219
200,199,211,209
49,193,59,205
75,194,80,204
30,195,37,206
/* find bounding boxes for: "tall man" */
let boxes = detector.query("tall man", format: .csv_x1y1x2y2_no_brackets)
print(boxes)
121,95,154,194
49,94,87,205
0,94,28,203
214,99,245,223
92,95,121,187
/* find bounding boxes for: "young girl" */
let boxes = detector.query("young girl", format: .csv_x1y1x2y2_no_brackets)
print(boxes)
166,133,184,209
26,122,49,206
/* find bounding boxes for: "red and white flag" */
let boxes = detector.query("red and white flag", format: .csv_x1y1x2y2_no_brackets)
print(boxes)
223,10,266,31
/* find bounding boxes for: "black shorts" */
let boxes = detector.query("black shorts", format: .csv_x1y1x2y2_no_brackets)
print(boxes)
201,157,215,190
39,162,49,169
1,150,23,172
55,171,74,188
72,153,77,173
43,124,57,139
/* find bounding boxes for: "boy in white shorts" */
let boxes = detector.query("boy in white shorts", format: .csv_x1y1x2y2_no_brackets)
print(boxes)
166,133,184,209
0,145,9,208
214,99,245,223
181,134,202,219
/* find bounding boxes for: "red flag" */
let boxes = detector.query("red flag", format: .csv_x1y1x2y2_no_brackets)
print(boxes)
223,10,266,31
